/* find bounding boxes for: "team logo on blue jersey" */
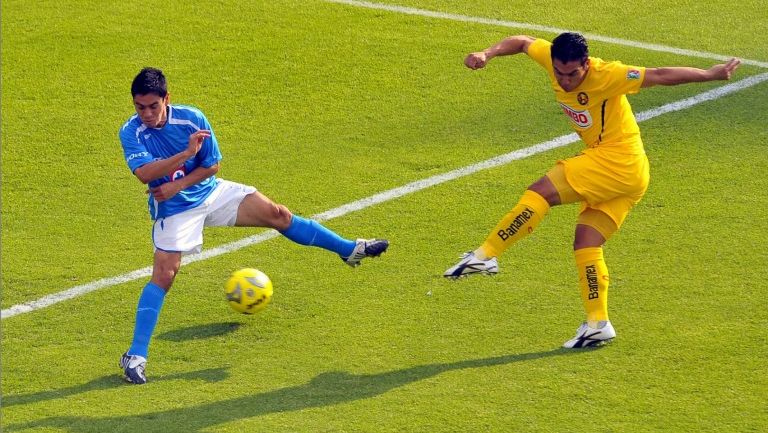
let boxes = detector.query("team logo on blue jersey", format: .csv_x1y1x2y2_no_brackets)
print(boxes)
171,166,186,181
627,69,641,80
577,92,589,105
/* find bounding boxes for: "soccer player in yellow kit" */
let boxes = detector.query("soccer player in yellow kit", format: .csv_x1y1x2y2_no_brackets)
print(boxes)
444,33,741,348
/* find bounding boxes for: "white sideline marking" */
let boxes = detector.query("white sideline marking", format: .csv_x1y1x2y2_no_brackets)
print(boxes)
325,0,768,69
4,72,766,320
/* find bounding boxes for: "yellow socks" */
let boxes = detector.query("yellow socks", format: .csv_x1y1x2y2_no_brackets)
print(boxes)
477,190,550,258
473,187,611,327
574,247,609,326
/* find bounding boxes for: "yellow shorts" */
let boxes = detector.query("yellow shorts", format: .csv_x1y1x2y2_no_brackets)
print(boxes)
552,147,650,228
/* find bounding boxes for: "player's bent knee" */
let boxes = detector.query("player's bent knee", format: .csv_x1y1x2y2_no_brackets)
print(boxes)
152,257,181,290
574,209,618,249
544,164,582,205
156,268,179,289
268,203,293,231
152,272,177,291
578,209,618,240
573,225,605,249
528,177,561,206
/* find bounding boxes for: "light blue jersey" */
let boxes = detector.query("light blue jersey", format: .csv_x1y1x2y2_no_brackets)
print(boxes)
119,105,222,220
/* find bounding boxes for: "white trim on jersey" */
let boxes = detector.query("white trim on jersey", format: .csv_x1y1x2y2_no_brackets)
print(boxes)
134,123,147,142
120,114,139,131
167,106,201,131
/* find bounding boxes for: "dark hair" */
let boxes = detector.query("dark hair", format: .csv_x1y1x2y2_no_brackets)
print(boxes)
131,67,167,97
551,32,589,64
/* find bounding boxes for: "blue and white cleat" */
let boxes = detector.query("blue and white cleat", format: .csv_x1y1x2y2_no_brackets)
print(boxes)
119,352,148,384
563,321,616,349
342,239,389,267
443,251,499,279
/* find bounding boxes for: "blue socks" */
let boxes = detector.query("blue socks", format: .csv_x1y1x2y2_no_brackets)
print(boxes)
128,282,166,358
280,215,356,257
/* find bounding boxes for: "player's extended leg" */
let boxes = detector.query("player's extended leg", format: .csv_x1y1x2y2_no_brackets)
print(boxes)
479,176,558,258
120,250,181,384
444,165,580,278
236,191,388,267
564,209,618,348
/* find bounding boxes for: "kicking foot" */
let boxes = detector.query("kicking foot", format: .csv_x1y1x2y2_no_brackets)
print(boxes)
443,251,498,279
342,239,389,267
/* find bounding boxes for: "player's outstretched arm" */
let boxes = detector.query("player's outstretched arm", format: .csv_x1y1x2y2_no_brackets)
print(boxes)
464,35,536,70
642,58,741,88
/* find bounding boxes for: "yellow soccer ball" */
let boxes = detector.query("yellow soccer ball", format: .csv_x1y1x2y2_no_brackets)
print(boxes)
224,268,273,314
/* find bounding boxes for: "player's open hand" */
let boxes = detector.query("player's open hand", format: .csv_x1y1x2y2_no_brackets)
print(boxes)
187,130,211,156
465,52,489,70
709,58,741,80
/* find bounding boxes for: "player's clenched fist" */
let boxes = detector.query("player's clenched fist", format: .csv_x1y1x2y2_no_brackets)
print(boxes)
465,52,489,70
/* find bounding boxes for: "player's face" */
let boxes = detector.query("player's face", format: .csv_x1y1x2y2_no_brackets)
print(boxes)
552,58,589,92
133,93,169,128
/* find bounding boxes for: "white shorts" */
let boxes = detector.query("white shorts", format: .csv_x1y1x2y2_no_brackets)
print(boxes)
152,179,257,255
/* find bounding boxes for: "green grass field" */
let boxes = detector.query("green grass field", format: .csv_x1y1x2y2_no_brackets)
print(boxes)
2,1,767,432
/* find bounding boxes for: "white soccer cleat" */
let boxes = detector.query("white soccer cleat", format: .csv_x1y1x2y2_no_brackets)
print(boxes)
342,238,389,267
563,321,616,349
443,251,499,279
119,352,148,384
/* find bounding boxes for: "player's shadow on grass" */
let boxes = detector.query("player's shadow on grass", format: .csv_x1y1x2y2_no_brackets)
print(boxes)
156,321,242,342
5,348,587,433
3,367,229,407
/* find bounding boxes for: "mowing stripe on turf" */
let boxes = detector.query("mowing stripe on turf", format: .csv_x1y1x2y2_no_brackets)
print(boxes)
3,71,766,320
325,0,768,69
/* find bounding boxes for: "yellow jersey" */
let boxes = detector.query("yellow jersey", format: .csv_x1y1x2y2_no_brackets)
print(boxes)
527,38,646,154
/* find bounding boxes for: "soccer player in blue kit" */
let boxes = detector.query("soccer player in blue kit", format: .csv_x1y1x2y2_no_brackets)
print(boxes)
118,67,389,384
